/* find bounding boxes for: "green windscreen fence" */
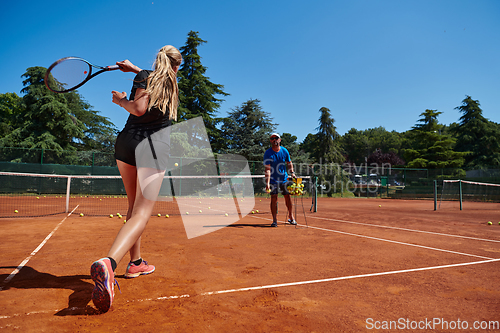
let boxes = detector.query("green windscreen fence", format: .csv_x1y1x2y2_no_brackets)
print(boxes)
1,147,499,201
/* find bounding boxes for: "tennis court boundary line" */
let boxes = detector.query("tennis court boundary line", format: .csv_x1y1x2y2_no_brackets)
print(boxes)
251,215,495,260
2,258,498,319
0,206,79,291
310,216,500,243
304,224,494,260
127,259,500,302
192,258,500,297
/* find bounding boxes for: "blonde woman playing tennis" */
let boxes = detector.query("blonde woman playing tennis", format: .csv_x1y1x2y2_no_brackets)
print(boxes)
90,45,182,313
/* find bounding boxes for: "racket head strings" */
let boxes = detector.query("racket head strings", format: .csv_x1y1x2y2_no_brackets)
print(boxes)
45,57,93,93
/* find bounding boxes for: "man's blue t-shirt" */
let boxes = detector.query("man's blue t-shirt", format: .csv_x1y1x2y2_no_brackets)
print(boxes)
263,147,291,184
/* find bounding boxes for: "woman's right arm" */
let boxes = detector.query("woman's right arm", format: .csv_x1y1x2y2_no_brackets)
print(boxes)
116,60,142,74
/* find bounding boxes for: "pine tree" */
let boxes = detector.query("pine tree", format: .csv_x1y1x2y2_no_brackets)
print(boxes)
313,107,345,197
315,107,344,164
452,96,500,167
177,31,228,153
220,99,276,164
403,109,466,168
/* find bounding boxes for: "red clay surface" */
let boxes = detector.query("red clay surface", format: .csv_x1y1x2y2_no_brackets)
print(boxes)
1,197,500,332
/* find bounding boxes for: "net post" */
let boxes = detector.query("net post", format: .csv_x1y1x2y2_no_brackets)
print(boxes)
66,176,71,213
433,180,437,211
314,176,318,212
459,180,463,210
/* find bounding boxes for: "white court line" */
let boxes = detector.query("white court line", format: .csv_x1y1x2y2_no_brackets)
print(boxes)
135,258,500,302
251,215,495,260
306,224,494,260
0,206,79,291
1,214,499,319
3,258,499,319
310,216,500,243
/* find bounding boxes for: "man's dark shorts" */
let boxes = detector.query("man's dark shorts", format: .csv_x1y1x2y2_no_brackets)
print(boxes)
269,181,291,196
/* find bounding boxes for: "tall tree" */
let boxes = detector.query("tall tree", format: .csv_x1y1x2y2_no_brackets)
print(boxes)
311,107,345,196
341,128,370,165
0,67,116,158
452,96,500,167
314,107,344,164
219,99,275,164
300,133,320,161
403,109,466,168
364,127,403,156
178,31,229,153
280,132,311,166
0,92,23,138
341,127,403,166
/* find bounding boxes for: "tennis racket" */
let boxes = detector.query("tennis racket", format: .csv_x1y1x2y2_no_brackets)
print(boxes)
44,57,120,93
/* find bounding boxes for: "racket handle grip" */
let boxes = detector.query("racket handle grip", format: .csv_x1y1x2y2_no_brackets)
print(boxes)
108,65,120,70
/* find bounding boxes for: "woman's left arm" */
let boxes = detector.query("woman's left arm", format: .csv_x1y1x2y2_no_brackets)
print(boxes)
112,88,149,117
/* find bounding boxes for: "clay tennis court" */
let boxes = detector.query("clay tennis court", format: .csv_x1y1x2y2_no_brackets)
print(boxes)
1,197,499,332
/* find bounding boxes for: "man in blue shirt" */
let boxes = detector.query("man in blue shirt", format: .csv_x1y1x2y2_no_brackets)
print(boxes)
264,133,297,227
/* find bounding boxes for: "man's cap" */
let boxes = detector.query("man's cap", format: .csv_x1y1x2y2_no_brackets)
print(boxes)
270,133,280,139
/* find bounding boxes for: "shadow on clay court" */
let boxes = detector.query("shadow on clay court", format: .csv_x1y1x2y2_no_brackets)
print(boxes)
0,266,99,316
208,223,275,228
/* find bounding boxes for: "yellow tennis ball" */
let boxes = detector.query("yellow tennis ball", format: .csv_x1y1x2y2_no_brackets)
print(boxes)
165,214,169,218
158,213,161,217
186,212,189,215
252,211,255,214
225,213,228,216
174,163,179,167
80,213,84,217
256,210,259,213
487,221,493,225
379,205,381,207
123,220,127,224
109,214,113,218
14,210,18,213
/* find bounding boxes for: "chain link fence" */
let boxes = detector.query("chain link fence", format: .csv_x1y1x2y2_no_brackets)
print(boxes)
1,147,499,200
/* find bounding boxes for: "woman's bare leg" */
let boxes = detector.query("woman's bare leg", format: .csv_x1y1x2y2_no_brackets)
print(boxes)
107,161,162,264
115,161,141,261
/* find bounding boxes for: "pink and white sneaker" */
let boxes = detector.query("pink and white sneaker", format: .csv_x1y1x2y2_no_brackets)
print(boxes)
125,260,155,278
90,258,116,312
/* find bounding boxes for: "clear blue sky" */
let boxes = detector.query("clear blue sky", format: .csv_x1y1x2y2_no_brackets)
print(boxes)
1,0,499,143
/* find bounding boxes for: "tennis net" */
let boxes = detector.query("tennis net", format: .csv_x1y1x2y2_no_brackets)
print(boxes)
439,179,500,210
0,172,313,218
